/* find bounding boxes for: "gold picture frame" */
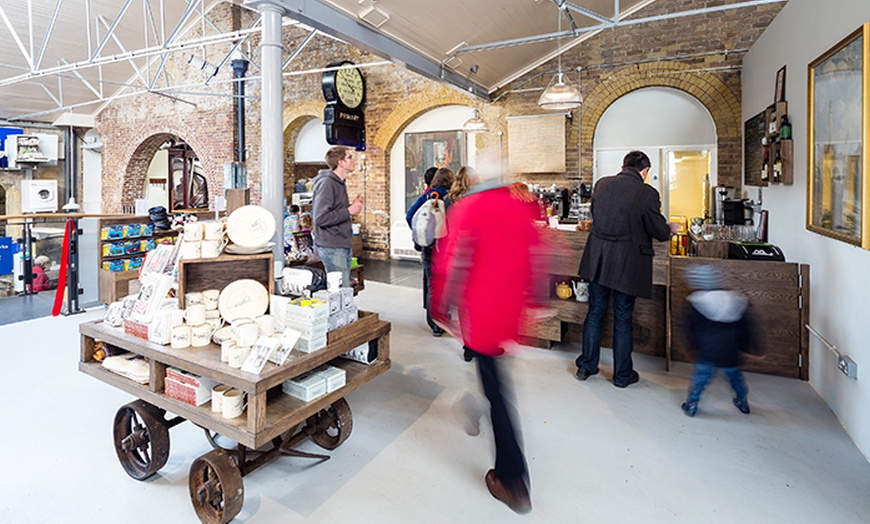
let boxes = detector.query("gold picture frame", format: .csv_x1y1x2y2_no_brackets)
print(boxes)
807,22,870,248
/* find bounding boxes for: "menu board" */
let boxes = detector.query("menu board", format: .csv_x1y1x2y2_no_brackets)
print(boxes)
507,114,566,173
744,111,766,186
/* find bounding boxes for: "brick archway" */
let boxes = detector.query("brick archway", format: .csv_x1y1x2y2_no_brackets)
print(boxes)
282,101,323,203
581,61,742,186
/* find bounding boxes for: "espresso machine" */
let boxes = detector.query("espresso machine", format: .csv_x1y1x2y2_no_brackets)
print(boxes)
712,185,738,225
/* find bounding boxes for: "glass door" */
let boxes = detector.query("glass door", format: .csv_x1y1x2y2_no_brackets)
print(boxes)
664,148,714,221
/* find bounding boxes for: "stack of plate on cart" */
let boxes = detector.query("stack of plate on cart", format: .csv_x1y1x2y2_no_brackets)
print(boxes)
225,205,277,255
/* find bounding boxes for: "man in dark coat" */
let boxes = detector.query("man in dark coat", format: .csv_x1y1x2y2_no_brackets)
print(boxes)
575,150,678,388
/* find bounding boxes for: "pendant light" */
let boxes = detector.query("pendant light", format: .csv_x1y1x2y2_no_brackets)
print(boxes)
462,108,490,133
538,2,582,111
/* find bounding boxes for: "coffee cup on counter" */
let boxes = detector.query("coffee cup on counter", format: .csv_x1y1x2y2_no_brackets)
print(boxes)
185,291,204,307
191,323,212,347
185,304,207,326
202,220,225,241
201,239,227,259
222,389,246,418
227,344,250,369
202,289,220,310
170,325,191,349
211,384,231,413
181,240,201,260
184,221,204,241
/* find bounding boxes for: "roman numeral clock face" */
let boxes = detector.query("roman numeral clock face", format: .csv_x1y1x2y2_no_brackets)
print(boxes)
335,67,364,109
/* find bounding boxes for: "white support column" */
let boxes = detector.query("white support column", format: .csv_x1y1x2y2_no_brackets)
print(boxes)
256,2,285,276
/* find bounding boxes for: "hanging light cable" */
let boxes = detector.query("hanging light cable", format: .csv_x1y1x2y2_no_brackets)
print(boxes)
538,1,582,111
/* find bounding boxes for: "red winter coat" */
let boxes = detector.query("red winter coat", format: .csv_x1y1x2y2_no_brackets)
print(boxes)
430,183,544,356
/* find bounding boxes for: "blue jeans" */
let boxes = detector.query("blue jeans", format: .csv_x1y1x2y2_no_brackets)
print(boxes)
575,281,637,385
687,363,749,403
316,246,352,288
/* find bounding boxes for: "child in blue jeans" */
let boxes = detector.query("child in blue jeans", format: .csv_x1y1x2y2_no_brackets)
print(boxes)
681,265,760,417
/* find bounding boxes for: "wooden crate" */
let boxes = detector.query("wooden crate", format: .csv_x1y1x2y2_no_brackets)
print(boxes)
178,252,273,308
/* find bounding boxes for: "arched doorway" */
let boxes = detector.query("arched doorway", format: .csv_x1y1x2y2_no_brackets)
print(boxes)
127,134,208,212
388,105,477,259
594,87,717,220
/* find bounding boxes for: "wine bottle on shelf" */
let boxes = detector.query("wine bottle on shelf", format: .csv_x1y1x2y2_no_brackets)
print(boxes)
773,149,782,183
761,150,769,182
780,115,792,139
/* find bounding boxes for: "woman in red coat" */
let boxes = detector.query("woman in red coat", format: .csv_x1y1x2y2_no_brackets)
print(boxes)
32,255,51,292
430,179,545,514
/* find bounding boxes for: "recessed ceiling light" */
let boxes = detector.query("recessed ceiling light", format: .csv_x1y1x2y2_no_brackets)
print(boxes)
443,56,463,70
359,5,390,28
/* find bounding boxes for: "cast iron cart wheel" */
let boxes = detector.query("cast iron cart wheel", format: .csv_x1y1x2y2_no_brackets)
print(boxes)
189,449,244,524
307,398,353,450
112,400,170,480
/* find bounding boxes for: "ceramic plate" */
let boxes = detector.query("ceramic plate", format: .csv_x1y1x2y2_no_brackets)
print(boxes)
224,241,276,255
226,205,276,248
212,326,234,345
218,279,269,322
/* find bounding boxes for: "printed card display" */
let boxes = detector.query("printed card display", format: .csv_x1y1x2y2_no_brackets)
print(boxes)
241,336,279,374
269,328,302,365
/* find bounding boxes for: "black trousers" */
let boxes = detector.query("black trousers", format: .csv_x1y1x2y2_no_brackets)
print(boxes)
467,347,528,489
421,247,440,332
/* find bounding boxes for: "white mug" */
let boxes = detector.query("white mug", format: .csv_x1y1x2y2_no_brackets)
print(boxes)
205,309,221,321
221,340,236,363
256,314,275,336
211,384,231,412
170,325,191,349
203,289,220,310
181,240,201,260
228,345,250,369
201,239,227,259
222,389,246,418
185,291,204,307
202,221,225,241
185,304,207,326
235,322,259,347
191,323,212,347
327,271,342,292
184,221,204,241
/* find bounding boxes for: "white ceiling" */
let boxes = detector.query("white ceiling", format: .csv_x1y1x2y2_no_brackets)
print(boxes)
0,0,785,124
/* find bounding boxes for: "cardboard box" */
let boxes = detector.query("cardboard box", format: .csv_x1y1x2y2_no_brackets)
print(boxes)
285,297,330,323
282,372,327,401
340,287,354,310
294,334,327,354
312,365,346,393
313,290,342,314
164,375,216,406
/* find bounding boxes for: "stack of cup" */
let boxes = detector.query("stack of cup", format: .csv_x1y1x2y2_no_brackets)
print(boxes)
181,221,203,260
201,220,227,258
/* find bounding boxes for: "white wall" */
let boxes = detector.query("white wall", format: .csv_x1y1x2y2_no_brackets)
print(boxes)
295,118,331,163
743,0,870,459
145,149,168,209
389,105,477,258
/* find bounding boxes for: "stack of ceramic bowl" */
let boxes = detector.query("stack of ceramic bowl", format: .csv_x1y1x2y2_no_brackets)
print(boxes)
210,278,277,368
225,205,277,255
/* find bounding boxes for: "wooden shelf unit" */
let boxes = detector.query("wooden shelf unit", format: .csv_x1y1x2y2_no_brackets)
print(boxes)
79,310,391,449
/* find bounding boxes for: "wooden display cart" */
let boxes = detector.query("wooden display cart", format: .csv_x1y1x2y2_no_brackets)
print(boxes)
79,313,390,523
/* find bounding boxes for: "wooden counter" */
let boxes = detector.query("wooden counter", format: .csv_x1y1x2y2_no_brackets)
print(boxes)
522,229,809,379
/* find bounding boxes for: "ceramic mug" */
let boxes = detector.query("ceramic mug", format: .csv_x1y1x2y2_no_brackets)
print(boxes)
220,339,235,363
181,240,201,260
170,325,191,349
185,291,204,307
201,239,227,259
185,304,207,326
202,220,225,241
211,384,231,413
222,389,246,418
228,345,250,369
256,314,275,336
191,323,212,347
184,221,203,241
202,289,220,310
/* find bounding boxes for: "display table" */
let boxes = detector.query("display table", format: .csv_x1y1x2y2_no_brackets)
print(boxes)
79,311,390,523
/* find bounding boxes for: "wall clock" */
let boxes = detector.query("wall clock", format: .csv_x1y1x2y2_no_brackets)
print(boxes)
322,61,366,109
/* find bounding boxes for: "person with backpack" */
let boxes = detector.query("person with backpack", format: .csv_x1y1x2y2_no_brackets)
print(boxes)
406,167,454,337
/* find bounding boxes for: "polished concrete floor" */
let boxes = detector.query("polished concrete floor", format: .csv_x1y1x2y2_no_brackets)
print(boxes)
2,280,870,523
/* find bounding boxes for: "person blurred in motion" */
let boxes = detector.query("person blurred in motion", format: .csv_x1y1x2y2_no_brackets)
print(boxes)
447,165,478,204
681,265,761,417
312,146,363,288
575,150,678,388
31,255,51,292
406,167,454,337
430,163,546,514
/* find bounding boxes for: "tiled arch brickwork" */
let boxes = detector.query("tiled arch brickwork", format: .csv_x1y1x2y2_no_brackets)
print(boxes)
580,61,742,187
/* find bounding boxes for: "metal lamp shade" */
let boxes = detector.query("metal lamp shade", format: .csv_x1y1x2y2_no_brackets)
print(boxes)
538,72,582,111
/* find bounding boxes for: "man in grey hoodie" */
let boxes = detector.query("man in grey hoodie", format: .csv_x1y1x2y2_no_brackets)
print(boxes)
681,265,761,417
312,146,364,288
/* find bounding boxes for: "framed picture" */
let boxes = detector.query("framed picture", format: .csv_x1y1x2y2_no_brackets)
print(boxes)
774,65,787,102
807,22,869,248
403,131,465,216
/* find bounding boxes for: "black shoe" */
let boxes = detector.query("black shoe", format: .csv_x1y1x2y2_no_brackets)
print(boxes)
613,370,640,388
681,401,698,417
463,348,475,362
733,397,751,414
431,327,444,338
575,367,598,381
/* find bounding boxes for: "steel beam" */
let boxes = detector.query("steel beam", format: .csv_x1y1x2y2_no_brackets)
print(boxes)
456,0,784,55
34,0,63,70
0,5,34,68
246,0,490,99
91,0,134,59
282,29,316,70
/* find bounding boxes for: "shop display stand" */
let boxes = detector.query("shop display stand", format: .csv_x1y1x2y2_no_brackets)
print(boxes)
79,310,390,523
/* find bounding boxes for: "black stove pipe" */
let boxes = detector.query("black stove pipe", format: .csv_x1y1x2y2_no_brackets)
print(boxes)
232,59,249,163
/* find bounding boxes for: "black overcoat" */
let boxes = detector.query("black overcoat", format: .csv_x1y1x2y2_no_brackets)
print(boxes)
578,169,672,299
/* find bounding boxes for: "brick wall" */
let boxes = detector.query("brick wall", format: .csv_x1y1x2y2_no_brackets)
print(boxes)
95,0,782,258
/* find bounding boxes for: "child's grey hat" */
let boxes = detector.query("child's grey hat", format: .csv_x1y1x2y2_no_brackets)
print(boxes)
684,265,724,290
